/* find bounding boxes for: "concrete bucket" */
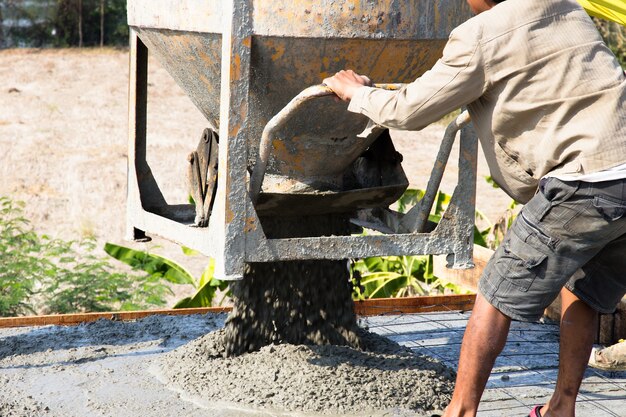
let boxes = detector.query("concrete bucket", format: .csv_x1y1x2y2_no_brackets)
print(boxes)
126,0,478,279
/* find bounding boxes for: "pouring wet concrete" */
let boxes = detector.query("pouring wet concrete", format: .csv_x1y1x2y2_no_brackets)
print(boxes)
198,216,458,415
221,216,363,356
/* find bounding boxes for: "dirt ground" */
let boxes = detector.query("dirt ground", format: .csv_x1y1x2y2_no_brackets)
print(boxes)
0,47,216,295
0,47,511,303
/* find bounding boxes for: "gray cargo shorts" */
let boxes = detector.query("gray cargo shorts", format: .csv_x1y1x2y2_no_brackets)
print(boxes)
479,177,626,322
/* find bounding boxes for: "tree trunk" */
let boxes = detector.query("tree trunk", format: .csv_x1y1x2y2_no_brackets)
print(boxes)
0,3,4,48
99,0,105,47
77,0,83,47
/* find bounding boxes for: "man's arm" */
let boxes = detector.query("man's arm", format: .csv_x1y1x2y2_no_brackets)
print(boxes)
324,23,487,131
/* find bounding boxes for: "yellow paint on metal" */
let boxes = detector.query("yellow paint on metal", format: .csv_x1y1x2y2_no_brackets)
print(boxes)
578,0,626,25
230,38,251,84
231,53,242,84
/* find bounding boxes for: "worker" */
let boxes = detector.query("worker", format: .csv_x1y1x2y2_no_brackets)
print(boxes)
323,0,626,416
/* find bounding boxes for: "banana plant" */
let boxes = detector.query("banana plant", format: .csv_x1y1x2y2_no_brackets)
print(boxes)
104,243,228,308
350,188,481,300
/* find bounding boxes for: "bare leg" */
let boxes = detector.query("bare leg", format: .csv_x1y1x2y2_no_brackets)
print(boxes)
540,288,597,417
443,293,511,417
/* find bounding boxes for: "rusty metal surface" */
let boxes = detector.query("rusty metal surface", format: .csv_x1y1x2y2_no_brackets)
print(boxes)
253,0,471,39
250,85,336,202
209,0,253,280
253,129,409,216
135,29,222,129
126,0,478,279
128,0,471,39
253,185,406,217
135,29,448,164
249,85,370,202
128,0,472,163
243,124,479,268
399,111,472,233
249,84,404,204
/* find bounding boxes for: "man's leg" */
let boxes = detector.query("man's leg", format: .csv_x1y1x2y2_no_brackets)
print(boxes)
443,293,511,417
540,287,598,417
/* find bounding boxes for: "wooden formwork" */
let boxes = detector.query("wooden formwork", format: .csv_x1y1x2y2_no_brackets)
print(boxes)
0,294,476,329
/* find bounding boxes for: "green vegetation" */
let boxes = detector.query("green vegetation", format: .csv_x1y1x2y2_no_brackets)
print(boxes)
1,0,129,48
0,194,229,317
351,189,471,300
351,182,520,300
0,196,172,316
595,17,626,67
351,255,465,300
104,243,229,308
1,179,518,315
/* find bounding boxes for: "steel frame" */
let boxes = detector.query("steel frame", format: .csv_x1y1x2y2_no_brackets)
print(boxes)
126,1,479,280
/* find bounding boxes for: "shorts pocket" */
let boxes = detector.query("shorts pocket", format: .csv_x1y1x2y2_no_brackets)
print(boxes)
594,195,626,222
494,226,548,292
563,196,626,240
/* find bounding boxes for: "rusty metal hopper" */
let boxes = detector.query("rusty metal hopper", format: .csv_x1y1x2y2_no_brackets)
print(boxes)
128,0,472,183
126,0,477,279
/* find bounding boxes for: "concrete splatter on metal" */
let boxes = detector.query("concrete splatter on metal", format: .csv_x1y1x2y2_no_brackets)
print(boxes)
125,0,476,279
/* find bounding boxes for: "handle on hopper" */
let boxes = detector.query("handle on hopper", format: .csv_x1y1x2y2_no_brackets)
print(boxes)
249,83,402,203
397,110,472,233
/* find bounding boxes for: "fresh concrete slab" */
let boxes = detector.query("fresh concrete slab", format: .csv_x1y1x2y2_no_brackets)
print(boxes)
364,312,626,417
0,311,625,417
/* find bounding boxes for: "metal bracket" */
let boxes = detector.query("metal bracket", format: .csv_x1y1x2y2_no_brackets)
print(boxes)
187,128,219,227
398,110,471,233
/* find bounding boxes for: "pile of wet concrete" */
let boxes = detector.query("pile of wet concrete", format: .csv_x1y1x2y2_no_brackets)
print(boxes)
164,216,458,415
158,327,455,415
155,257,456,415
0,307,455,416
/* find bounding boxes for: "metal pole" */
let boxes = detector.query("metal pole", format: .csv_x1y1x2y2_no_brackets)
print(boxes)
213,0,253,280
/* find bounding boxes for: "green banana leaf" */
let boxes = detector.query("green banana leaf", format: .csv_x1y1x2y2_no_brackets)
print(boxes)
104,243,195,286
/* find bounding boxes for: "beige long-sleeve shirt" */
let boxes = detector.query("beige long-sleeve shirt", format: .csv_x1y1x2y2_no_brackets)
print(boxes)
348,0,626,203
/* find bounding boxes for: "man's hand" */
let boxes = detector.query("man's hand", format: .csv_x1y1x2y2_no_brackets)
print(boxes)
323,70,372,101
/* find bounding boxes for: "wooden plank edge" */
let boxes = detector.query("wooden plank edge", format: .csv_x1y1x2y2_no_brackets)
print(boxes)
0,306,232,328
354,294,476,316
0,294,478,328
